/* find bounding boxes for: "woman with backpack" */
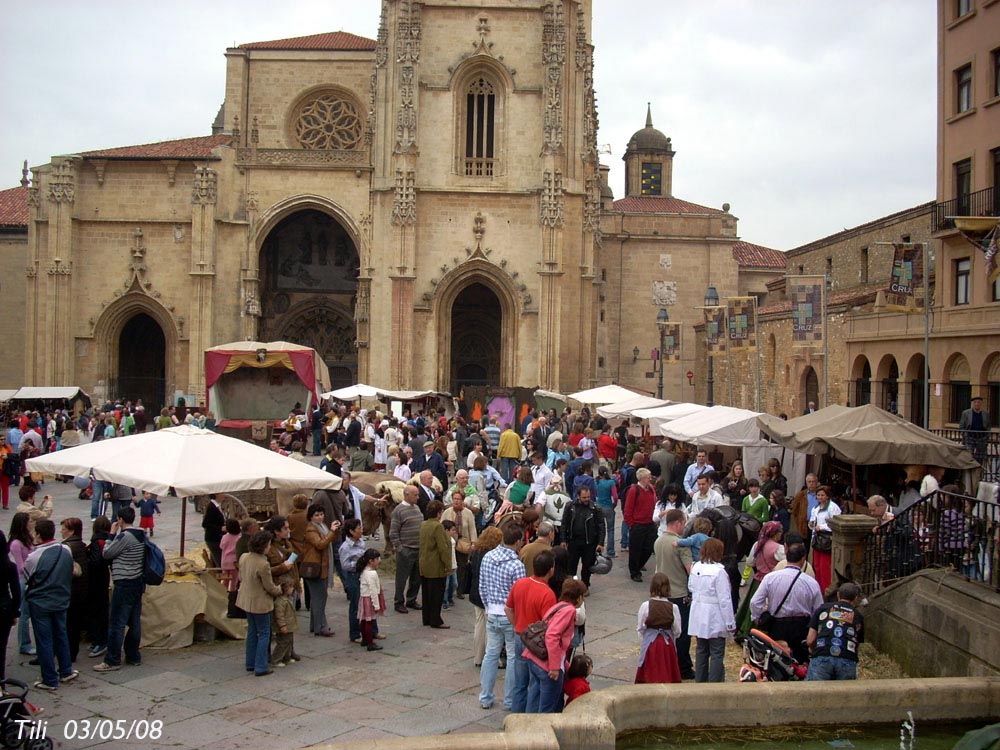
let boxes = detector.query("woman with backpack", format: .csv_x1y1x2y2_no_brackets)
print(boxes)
523,578,587,713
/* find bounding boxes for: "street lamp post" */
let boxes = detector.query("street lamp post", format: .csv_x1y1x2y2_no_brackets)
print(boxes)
704,286,719,407
656,307,669,399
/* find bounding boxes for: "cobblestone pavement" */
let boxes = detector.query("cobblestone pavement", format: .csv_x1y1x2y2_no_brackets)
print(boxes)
1,461,750,748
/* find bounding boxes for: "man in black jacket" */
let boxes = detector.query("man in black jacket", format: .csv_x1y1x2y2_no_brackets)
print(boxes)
202,494,226,568
561,487,605,590
410,441,448,489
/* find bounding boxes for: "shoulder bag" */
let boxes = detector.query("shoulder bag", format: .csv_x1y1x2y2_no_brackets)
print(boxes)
522,603,571,660
757,568,803,633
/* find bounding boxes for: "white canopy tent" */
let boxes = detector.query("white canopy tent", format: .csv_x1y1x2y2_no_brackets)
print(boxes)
26,425,342,555
321,383,382,401
596,395,671,419
658,405,768,447
12,386,90,401
632,402,709,434
567,384,646,405
0,390,18,402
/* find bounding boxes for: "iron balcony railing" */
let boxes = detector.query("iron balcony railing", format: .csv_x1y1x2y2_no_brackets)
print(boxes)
861,488,998,595
932,185,999,233
930,429,999,484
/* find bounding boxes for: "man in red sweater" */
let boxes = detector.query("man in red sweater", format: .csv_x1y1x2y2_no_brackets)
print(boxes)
505,551,557,712
623,468,658,583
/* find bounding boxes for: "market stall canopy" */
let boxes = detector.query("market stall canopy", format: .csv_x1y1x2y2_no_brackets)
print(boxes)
756,404,980,469
322,383,382,401
12,386,90,402
659,405,767,447
632,402,710,434
205,340,330,421
376,388,451,401
25,424,343,496
597,395,671,419
567,384,646,405
0,389,19,401
534,389,568,414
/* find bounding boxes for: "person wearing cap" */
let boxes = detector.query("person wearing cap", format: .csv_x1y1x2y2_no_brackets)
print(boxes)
959,395,991,465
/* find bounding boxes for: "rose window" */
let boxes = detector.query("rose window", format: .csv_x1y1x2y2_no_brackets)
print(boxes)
293,94,363,150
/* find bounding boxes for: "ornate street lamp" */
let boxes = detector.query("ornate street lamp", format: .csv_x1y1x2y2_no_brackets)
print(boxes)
704,286,719,407
656,307,669,399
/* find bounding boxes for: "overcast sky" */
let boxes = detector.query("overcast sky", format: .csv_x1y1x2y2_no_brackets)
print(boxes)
0,1,935,250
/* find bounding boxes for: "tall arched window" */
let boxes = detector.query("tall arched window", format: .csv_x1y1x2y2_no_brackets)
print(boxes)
465,77,496,176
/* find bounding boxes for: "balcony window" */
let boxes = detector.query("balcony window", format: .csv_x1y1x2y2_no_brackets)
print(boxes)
956,65,973,114
955,258,971,305
955,159,972,213
957,0,973,17
994,48,1000,99
464,77,496,177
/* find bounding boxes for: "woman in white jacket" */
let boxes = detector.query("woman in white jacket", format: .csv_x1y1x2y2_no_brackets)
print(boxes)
686,538,736,682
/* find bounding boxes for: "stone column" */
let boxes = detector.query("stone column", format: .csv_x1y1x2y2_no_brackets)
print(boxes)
189,166,218,403
829,514,876,596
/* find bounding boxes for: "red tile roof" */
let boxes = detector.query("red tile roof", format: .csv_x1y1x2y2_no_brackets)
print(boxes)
732,240,786,269
612,196,726,215
238,31,377,51
80,134,232,160
0,186,28,229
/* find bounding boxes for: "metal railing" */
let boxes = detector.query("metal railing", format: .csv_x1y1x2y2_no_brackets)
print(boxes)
932,186,999,233
861,488,999,594
930,428,1000,484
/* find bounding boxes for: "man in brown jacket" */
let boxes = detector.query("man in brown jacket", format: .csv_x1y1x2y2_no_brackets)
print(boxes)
790,473,819,540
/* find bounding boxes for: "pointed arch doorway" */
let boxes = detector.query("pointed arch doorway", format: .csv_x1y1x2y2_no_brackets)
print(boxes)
450,282,501,393
117,313,166,411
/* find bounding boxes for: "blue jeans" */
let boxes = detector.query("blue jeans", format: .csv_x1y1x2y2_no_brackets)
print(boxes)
806,655,858,681
525,659,564,713
695,636,726,682
344,571,361,641
106,578,143,666
499,458,518,484
246,612,271,675
27,605,72,687
91,480,106,519
480,614,527,710
621,519,630,549
599,504,616,555
444,572,457,606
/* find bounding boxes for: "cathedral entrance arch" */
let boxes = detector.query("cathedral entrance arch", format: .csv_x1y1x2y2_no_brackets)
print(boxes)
450,283,502,393
117,314,166,411
258,208,359,385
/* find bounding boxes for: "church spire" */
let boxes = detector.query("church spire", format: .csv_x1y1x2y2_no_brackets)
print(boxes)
645,102,653,128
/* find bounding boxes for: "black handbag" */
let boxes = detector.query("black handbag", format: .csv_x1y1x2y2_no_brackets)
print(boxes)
812,530,833,553
299,561,322,580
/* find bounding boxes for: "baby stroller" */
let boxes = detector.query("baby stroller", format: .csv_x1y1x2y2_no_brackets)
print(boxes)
0,679,50,749
739,629,808,682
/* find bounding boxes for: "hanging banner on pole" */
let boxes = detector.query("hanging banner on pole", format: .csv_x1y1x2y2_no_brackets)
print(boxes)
885,243,925,311
662,323,682,361
727,297,757,350
984,226,999,285
704,306,726,354
788,275,824,347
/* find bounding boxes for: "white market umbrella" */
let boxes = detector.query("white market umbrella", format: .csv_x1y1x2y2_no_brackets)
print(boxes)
321,383,381,401
632,402,710,434
567,384,646,405
27,425,342,554
596,395,671,419
658,405,767,447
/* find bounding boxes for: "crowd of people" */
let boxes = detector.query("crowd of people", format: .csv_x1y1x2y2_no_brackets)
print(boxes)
1,398,951,714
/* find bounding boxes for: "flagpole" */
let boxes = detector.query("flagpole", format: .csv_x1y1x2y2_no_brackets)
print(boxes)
923,241,930,429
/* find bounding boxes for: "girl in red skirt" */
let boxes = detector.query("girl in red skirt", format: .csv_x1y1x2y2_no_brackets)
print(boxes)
135,491,161,536
635,572,683,684
358,549,386,651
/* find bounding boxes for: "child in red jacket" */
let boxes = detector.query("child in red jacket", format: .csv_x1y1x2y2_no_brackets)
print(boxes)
563,653,593,705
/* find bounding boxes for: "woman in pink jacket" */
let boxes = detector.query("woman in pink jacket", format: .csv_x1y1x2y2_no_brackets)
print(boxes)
523,578,587,713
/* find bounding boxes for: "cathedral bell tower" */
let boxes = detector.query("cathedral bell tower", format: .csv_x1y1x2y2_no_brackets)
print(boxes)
623,104,675,198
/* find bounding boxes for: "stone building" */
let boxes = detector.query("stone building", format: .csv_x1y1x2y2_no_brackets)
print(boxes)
5,1,779,411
